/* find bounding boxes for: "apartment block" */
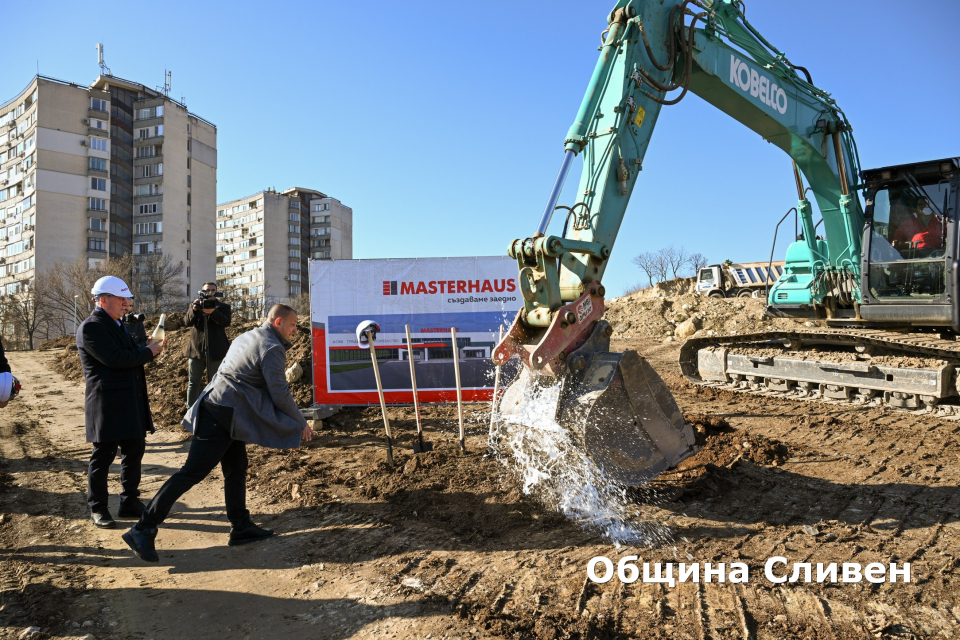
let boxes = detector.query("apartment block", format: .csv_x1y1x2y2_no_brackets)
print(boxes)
0,74,216,312
216,187,352,313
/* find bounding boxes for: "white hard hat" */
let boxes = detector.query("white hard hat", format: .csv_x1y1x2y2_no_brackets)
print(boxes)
91,276,133,298
0,372,20,403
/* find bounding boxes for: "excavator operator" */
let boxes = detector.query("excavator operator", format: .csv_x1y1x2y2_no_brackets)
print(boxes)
893,198,944,254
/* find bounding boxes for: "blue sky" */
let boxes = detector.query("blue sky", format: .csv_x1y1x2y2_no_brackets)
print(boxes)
5,0,958,295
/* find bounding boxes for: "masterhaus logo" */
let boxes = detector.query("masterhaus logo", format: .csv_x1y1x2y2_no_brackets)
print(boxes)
382,279,517,295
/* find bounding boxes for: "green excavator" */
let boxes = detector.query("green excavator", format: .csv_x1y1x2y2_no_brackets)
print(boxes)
492,0,958,484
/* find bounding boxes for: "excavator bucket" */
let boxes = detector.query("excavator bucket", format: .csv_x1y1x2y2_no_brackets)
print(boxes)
497,321,697,485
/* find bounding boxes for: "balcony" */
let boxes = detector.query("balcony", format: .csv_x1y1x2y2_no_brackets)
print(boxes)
133,135,164,147
88,107,109,119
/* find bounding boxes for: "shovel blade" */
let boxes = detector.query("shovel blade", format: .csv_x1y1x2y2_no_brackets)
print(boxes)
413,439,434,454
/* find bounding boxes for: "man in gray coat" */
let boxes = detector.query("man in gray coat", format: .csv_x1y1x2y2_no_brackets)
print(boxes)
122,303,312,562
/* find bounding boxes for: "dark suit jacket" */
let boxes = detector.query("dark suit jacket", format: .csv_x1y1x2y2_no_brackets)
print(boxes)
0,337,9,374
77,307,155,443
183,300,232,361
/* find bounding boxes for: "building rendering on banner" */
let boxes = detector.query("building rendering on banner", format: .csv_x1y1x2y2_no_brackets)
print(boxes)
0,73,217,343
215,187,352,315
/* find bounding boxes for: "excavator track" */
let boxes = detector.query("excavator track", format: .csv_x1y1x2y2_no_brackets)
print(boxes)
679,328,960,418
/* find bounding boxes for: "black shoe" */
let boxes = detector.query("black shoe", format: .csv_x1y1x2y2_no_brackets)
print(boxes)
122,525,159,563
117,499,147,518
91,511,116,529
228,520,274,546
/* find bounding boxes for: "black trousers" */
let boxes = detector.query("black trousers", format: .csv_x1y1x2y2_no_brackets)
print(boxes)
88,437,146,513
140,402,248,529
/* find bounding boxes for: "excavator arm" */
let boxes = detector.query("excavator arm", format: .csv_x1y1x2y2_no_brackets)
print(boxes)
493,0,865,484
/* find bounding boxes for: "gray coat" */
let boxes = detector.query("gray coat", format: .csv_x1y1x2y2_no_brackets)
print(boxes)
183,321,306,448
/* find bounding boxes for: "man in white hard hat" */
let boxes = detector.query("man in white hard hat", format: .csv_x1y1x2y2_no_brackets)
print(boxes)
78,276,163,529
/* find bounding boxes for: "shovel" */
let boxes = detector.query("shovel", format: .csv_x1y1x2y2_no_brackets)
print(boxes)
404,324,433,453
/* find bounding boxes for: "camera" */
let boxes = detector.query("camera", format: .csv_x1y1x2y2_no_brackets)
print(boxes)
195,290,223,310
121,313,148,347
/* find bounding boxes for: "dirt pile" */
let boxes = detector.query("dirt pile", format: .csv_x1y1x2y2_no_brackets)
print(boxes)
46,316,315,429
606,280,811,342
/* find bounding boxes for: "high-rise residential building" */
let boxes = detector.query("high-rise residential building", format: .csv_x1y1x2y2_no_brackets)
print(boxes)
216,187,352,315
0,74,216,338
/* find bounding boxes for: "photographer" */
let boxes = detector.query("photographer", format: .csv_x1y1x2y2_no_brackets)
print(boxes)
184,282,232,409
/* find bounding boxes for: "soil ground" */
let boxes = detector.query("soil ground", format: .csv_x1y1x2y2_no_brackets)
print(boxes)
2,294,960,639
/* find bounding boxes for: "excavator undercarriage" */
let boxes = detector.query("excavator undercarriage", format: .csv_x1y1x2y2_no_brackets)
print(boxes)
681,328,960,417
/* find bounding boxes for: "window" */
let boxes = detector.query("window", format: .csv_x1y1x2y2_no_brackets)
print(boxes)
88,238,105,251
156,105,163,117
135,108,151,120
90,218,106,231
187,175,191,187
135,146,158,158
289,224,299,233
89,197,107,211
134,242,154,255
289,237,300,246
137,203,159,215
89,118,107,130
90,98,108,112
90,178,106,191
137,163,162,178
89,157,107,171
186,193,191,206
289,285,300,296
289,273,299,282
90,137,107,151
289,212,299,221
867,183,952,301
135,184,162,196
135,222,162,235
289,249,300,258
217,209,226,218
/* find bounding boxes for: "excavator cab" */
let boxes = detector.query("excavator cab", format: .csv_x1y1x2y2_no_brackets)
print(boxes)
859,158,958,327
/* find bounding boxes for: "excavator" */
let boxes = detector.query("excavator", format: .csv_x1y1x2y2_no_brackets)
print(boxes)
492,0,958,485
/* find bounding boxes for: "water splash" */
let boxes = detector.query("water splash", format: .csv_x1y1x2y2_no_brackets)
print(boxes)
490,373,672,547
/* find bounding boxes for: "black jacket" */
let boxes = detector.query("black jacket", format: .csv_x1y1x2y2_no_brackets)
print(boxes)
0,337,9,374
77,307,155,443
184,300,232,361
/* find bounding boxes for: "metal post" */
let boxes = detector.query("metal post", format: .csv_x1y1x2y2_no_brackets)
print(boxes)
488,325,505,453
366,331,394,467
535,150,576,236
404,324,428,453
73,295,79,334
451,327,465,454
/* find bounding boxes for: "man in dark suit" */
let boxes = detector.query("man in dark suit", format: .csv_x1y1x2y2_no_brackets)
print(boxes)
78,276,163,528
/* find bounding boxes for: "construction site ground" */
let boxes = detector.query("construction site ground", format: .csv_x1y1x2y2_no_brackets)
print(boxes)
2,290,959,639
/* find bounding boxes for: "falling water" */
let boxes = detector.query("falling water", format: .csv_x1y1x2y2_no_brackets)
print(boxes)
490,373,672,548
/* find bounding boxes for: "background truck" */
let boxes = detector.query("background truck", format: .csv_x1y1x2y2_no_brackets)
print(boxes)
696,261,785,298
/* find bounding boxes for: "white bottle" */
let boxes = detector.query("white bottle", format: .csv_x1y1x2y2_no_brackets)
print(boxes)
149,313,166,345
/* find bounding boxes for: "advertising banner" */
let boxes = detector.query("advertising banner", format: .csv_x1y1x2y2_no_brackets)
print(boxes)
310,257,523,405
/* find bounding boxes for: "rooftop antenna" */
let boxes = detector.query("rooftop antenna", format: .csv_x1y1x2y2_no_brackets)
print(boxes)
95,43,111,76
161,70,171,97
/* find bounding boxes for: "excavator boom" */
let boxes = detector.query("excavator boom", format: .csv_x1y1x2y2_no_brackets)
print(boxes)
494,0,872,484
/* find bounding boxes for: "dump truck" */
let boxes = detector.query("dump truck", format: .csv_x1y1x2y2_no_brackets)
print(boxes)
696,261,785,299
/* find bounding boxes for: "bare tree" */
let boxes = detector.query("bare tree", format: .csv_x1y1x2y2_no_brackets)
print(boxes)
632,251,668,287
686,252,708,274
664,245,690,279
291,292,312,320
45,255,135,336
131,253,188,316
0,274,54,349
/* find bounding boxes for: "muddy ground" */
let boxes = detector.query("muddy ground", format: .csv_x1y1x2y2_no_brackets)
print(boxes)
2,292,960,639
